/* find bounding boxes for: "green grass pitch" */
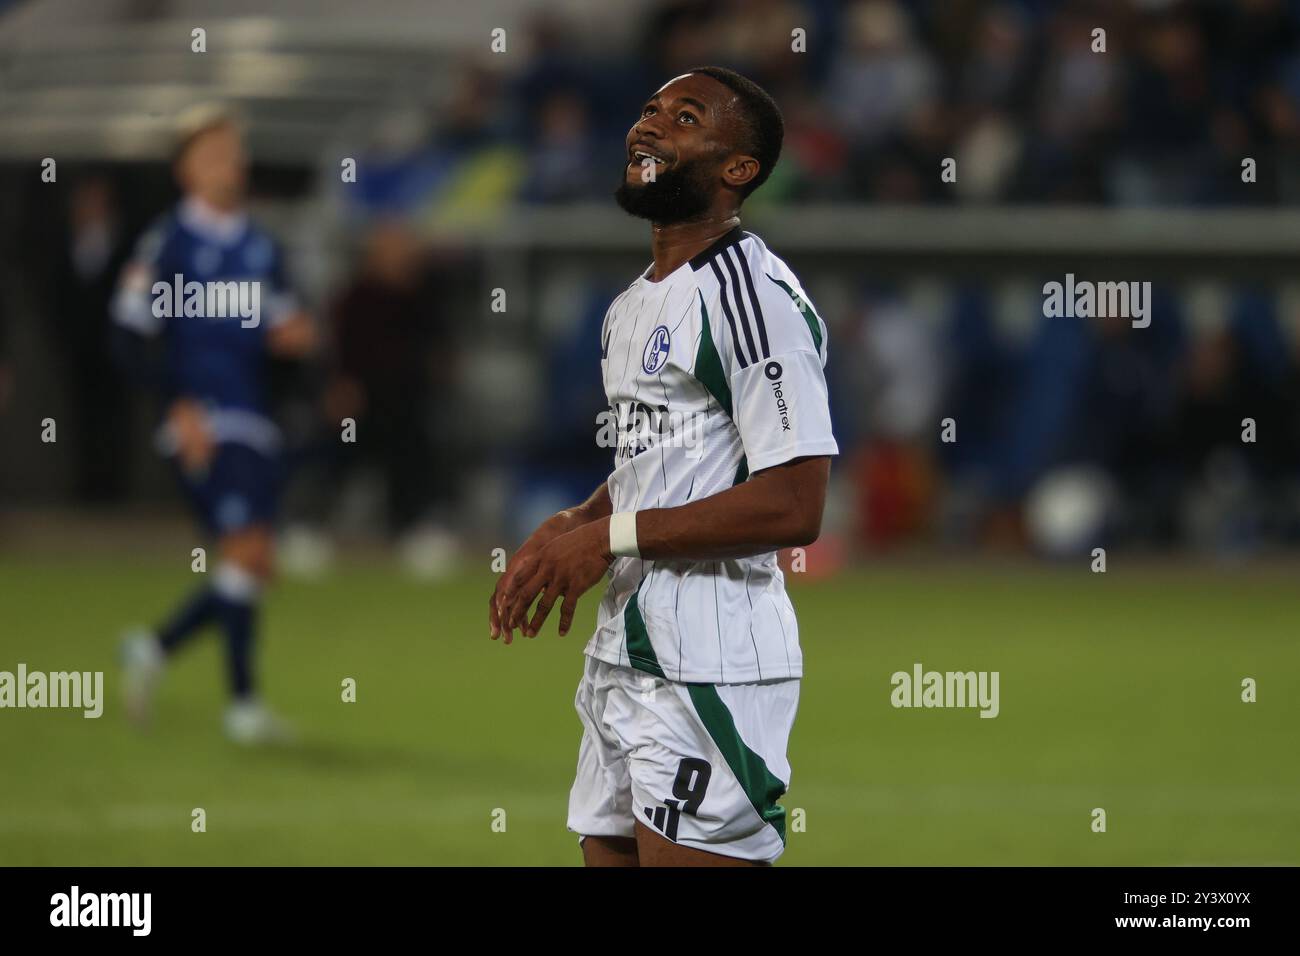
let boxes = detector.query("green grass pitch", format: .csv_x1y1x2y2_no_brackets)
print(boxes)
1,555,1296,865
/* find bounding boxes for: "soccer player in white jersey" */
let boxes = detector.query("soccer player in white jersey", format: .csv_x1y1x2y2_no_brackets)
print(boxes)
489,67,837,866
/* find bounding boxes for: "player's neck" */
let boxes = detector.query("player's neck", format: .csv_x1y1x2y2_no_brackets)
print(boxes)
190,191,243,215
648,213,741,282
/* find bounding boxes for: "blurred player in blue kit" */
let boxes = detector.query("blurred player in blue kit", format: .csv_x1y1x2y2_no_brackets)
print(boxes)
113,105,316,743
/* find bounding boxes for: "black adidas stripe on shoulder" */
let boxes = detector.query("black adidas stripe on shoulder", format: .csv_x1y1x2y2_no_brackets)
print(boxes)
708,255,755,368
690,228,769,368
731,244,770,360
688,225,746,271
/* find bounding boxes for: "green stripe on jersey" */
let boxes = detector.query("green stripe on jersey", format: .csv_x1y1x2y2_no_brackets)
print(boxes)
692,291,733,418
766,274,823,356
686,683,789,844
623,581,666,678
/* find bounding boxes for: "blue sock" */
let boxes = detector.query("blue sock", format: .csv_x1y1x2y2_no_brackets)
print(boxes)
212,563,261,701
157,586,220,654
215,596,257,699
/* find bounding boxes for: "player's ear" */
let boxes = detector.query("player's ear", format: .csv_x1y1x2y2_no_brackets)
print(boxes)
722,154,760,192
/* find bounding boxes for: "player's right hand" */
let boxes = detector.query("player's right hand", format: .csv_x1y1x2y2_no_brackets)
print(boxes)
168,398,216,474
490,511,579,643
267,312,317,358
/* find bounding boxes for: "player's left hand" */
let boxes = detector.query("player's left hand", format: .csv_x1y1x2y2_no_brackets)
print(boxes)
498,518,613,643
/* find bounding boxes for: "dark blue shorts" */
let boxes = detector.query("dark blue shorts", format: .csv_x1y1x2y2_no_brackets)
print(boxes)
174,443,282,536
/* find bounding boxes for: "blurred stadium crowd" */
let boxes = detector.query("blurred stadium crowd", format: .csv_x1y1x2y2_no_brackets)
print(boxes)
2,0,1300,564
381,0,1300,208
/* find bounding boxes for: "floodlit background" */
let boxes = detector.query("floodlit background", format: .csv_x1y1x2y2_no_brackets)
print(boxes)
0,0,1297,865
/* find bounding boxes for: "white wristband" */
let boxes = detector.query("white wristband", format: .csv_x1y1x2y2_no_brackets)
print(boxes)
609,511,640,559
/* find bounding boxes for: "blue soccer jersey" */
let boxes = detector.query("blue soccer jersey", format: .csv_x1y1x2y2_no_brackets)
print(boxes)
113,196,300,456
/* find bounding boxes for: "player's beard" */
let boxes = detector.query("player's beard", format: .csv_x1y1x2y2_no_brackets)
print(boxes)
615,160,715,224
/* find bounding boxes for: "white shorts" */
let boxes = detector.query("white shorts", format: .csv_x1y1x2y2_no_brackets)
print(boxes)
566,654,800,864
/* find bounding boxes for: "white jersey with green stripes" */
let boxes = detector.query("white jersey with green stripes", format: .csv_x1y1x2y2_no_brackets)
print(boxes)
584,227,839,684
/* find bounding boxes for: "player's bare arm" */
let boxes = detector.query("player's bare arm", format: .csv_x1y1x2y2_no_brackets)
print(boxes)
633,455,830,559
497,455,830,641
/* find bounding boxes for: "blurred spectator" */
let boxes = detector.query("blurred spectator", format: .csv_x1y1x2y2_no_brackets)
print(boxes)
641,0,725,79
828,1,938,149
519,91,600,203
49,175,135,503
1171,287,1300,540
0,279,11,414
325,220,453,537
441,63,509,155
847,283,944,546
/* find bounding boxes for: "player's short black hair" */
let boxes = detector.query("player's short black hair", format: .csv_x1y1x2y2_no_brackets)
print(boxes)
687,66,783,199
